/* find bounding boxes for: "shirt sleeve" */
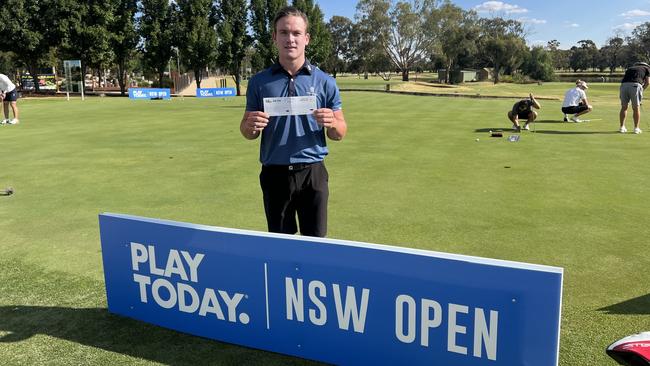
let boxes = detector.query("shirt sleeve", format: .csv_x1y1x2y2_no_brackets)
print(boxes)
324,77,342,111
245,76,260,112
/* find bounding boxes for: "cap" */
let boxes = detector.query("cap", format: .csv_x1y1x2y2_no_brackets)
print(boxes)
576,80,588,89
634,61,650,67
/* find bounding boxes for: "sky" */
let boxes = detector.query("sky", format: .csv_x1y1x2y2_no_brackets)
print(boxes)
317,0,650,49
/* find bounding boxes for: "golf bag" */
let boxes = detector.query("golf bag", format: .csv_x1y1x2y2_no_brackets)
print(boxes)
607,332,650,366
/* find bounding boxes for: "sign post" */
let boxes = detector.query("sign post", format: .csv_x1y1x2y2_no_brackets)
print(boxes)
99,213,563,366
63,60,83,101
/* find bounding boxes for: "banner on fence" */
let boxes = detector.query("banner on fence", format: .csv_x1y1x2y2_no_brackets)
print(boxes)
196,87,236,98
128,88,171,100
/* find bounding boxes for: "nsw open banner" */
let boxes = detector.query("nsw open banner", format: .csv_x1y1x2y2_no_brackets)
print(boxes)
196,87,236,98
128,88,171,100
99,213,563,366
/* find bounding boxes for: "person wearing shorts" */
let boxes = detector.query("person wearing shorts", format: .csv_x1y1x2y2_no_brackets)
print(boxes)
0,73,19,125
619,62,650,134
562,80,592,122
507,93,541,131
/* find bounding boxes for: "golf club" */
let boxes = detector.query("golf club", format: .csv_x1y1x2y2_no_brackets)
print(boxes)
1,187,14,196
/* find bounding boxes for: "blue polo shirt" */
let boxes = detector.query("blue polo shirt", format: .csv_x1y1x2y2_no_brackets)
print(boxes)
246,61,342,165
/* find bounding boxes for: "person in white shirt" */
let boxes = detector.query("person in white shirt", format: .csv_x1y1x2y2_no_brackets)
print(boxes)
0,73,19,125
561,80,592,123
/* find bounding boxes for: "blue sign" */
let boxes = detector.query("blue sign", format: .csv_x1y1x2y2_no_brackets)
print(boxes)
128,88,171,100
99,213,563,366
196,87,236,98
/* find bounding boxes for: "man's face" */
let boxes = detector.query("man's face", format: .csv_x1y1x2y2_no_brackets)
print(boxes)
273,15,310,62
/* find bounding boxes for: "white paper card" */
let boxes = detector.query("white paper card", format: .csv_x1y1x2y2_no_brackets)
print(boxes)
263,96,317,116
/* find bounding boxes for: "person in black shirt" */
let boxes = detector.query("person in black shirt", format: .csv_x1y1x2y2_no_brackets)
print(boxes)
507,93,541,131
619,61,650,134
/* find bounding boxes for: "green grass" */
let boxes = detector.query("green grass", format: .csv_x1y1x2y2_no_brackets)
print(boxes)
1,83,649,365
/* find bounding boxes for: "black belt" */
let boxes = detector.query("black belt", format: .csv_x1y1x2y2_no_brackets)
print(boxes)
263,161,322,171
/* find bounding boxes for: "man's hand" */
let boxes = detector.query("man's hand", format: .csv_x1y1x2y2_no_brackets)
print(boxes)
313,108,336,128
240,111,269,139
314,108,347,141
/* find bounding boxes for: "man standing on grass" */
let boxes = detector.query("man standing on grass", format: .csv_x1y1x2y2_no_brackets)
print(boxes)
0,73,19,125
562,80,592,123
507,93,540,131
619,61,650,134
239,6,347,237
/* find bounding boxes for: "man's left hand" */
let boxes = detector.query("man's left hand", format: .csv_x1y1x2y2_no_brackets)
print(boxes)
313,108,336,128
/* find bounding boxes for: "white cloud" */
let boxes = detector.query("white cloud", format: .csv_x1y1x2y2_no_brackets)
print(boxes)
519,17,547,24
614,22,644,32
568,23,580,28
621,9,650,17
474,1,528,14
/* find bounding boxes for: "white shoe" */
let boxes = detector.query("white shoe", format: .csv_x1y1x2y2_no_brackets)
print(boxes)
523,124,530,130
634,127,642,134
570,116,582,123
512,124,520,132
620,126,627,133
0,119,7,125
7,119,19,125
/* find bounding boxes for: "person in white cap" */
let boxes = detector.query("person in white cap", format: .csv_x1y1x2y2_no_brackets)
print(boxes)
562,79,592,122
0,73,19,125
619,61,650,134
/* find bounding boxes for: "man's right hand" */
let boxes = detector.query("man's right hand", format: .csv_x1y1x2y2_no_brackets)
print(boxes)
240,111,270,139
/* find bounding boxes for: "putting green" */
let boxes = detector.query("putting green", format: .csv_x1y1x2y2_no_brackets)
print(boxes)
0,84,648,365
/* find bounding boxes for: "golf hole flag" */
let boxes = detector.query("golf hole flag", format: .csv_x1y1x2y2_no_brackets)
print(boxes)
99,213,563,366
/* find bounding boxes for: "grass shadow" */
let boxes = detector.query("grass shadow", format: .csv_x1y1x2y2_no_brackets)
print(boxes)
0,305,323,366
533,119,566,124
532,130,619,135
474,127,619,135
475,127,515,133
598,294,650,315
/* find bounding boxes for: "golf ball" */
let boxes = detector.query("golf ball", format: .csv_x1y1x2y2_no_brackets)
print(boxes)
476,138,480,142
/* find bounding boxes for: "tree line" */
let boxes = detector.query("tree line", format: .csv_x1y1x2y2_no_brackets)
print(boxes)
2,0,650,95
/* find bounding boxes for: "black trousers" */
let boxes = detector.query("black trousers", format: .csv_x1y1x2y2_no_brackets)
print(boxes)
259,162,329,237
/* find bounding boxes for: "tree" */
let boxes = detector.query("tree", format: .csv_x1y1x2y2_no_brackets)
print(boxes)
62,0,116,88
139,0,177,87
546,39,569,70
626,22,650,64
568,40,597,72
110,0,138,95
323,16,353,76
578,40,598,71
292,0,331,67
249,0,286,71
437,2,479,84
177,0,216,89
0,52,16,75
0,0,67,92
352,0,390,79
217,0,249,95
569,46,588,72
600,37,625,73
478,17,527,83
356,0,438,81
522,46,554,81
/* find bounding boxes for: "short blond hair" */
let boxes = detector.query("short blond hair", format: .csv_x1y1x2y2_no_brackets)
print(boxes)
273,6,309,33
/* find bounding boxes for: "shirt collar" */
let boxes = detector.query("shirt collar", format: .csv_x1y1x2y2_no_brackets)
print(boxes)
271,60,313,76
